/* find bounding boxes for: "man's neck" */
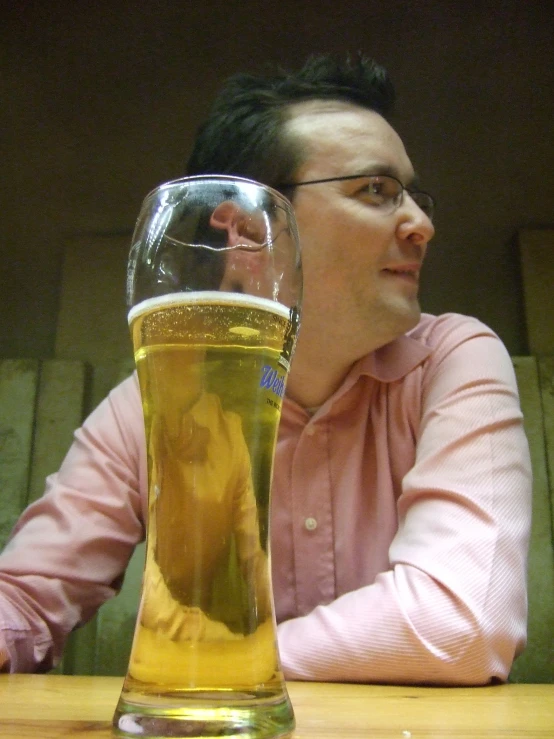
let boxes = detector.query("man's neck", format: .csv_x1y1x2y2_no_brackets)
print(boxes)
284,308,414,408
285,359,346,409
285,330,370,409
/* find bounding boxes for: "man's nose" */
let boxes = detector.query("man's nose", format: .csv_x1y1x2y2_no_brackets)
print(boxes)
397,197,435,246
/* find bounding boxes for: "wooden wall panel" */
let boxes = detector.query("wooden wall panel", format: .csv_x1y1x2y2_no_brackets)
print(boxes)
510,356,554,683
28,360,86,504
0,360,39,549
538,357,554,537
519,229,554,355
55,235,133,365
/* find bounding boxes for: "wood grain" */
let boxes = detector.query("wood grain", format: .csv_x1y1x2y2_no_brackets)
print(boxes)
0,675,553,738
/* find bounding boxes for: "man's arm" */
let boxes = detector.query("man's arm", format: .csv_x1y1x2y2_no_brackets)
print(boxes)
277,327,531,685
0,374,145,672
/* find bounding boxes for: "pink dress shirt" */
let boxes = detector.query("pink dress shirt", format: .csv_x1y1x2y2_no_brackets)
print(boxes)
0,313,532,683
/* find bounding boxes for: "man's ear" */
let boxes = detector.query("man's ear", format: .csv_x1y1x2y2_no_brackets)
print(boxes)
209,201,267,249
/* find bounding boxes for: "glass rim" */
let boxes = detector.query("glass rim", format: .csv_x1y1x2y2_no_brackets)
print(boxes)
127,290,293,326
142,174,294,210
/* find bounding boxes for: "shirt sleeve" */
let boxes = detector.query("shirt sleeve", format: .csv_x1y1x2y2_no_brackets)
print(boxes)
0,374,145,673
277,325,532,685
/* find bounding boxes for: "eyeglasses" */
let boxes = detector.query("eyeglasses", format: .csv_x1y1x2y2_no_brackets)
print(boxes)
279,173,435,221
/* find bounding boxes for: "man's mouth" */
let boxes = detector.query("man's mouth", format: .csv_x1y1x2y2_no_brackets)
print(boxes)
382,265,420,281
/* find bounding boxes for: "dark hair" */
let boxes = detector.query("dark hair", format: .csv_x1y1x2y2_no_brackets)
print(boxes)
186,53,395,195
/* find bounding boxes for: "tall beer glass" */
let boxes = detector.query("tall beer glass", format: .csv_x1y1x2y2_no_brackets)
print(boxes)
113,176,301,739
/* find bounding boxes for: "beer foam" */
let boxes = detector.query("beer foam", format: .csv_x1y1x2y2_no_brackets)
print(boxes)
128,291,291,324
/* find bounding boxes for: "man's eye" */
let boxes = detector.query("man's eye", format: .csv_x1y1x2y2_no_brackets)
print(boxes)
361,180,389,203
369,182,386,195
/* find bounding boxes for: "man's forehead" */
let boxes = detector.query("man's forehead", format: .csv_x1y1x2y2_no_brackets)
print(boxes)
285,100,413,178
285,99,387,134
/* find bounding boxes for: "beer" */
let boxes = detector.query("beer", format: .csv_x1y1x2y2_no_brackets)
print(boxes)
114,291,295,738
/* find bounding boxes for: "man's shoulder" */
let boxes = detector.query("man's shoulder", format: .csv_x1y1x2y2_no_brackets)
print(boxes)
357,313,498,385
366,313,500,384
84,370,143,436
407,312,500,352
403,312,514,385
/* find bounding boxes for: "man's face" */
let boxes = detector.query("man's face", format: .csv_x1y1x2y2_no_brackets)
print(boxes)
284,101,435,355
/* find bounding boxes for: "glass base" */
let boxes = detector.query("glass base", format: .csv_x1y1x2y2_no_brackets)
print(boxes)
112,689,295,739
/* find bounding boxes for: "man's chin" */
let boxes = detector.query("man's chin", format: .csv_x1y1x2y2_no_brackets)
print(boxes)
405,304,422,329
391,298,421,333
363,301,421,351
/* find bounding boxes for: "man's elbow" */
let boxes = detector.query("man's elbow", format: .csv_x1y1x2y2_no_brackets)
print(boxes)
422,624,524,686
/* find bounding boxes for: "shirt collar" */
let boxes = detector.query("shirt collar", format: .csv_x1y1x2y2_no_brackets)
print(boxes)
354,330,432,383
283,323,433,420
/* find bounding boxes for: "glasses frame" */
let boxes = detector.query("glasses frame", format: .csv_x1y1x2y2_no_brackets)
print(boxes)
278,173,435,221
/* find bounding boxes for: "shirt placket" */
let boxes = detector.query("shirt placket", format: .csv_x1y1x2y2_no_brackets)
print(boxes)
290,418,336,616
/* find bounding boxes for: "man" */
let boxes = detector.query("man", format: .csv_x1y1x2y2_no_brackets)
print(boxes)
0,54,531,683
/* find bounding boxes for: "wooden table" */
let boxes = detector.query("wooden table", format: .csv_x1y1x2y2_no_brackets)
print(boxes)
0,674,552,738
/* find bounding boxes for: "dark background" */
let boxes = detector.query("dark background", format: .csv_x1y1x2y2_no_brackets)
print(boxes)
1,0,553,359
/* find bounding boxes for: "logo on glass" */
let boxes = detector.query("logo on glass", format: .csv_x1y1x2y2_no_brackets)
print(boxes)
260,365,286,399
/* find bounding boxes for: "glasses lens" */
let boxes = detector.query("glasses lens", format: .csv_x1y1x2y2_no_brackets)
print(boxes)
366,175,402,206
411,192,434,220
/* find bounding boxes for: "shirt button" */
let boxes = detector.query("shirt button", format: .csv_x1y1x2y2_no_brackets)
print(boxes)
305,425,316,437
304,517,318,531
